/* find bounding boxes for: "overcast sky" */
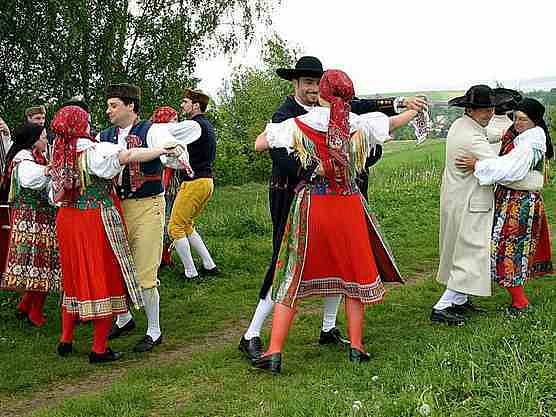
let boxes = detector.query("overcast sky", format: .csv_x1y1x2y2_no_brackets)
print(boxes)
195,0,555,98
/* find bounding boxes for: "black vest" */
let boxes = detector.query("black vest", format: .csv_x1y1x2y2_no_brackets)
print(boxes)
99,120,163,199
181,114,216,181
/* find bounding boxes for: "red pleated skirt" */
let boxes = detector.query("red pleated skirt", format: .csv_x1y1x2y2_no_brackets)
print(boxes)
297,194,385,304
56,205,128,321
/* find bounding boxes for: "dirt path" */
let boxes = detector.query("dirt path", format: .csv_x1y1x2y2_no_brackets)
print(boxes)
0,275,434,417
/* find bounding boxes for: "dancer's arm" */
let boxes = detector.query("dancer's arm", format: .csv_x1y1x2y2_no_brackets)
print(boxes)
389,110,418,132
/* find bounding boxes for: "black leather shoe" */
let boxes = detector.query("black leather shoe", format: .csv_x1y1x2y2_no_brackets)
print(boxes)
200,266,220,277
89,348,123,364
108,319,136,340
430,308,465,325
239,336,263,360
506,305,531,317
451,300,486,315
133,335,163,353
319,327,350,346
251,352,281,375
57,342,73,357
349,347,370,363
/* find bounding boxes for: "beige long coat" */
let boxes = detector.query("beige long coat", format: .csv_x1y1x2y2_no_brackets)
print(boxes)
437,115,498,296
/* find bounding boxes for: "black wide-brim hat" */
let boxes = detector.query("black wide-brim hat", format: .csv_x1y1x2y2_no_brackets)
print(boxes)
449,84,513,109
276,56,324,81
493,88,522,113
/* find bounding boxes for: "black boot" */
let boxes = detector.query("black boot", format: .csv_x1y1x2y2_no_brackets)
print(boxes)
88,348,123,364
108,319,136,340
319,327,350,346
349,347,370,364
238,336,263,360
251,352,281,375
57,342,73,357
430,308,465,325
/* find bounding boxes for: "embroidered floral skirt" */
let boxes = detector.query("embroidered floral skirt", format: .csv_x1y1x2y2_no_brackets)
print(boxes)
274,190,390,307
1,204,60,293
57,206,128,321
491,186,552,287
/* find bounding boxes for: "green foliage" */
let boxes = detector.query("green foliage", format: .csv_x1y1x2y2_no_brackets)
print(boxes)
212,35,298,185
0,0,278,129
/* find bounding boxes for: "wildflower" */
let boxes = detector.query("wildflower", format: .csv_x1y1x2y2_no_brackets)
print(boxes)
352,400,362,412
371,375,379,382
418,403,431,416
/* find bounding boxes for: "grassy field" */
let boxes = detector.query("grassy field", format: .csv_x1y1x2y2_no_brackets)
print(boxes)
0,140,554,417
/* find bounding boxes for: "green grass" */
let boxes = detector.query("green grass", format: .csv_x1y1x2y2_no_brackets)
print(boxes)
1,141,554,417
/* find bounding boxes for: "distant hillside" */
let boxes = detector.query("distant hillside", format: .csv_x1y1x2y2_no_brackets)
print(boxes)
361,90,464,101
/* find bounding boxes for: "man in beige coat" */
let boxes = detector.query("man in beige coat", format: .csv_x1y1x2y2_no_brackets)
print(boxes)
432,85,512,325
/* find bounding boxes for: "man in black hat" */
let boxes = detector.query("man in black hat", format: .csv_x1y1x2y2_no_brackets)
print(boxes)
239,56,427,360
486,88,522,145
432,85,512,325
98,83,202,352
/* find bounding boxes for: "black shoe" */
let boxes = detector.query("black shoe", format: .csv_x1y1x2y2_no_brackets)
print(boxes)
319,327,350,346
200,265,220,277
108,319,136,340
133,334,163,353
451,300,486,315
251,352,281,375
430,308,465,326
89,348,123,364
238,336,263,360
349,347,370,363
506,305,531,317
57,342,73,357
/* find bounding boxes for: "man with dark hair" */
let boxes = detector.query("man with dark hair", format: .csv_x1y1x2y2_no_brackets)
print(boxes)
99,83,202,352
24,105,47,127
168,88,219,280
239,56,428,360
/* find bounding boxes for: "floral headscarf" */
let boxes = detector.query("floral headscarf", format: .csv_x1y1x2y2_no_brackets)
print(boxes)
318,69,355,188
50,105,94,203
150,106,178,124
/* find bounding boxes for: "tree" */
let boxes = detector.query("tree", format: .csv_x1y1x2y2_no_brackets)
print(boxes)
211,34,299,184
0,0,279,127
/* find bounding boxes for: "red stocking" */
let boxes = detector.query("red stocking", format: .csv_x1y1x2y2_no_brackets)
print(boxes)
27,292,47,327
506,286,529,309
345,297,365,352
61,308,78,343
92,316,113,354
17,292,34,315
264,303,296,355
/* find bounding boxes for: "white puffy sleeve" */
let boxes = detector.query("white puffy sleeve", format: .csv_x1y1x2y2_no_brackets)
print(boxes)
84,141,125,179
17,160,49,190
354,112,391,148
147,121,202,148
265,119,296,151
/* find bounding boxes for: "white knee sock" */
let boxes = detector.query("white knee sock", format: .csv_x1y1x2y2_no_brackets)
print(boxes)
116,311,133,328
322,295,342,332
244,290,274,340
434,288,468,310
174,237,198,278
143,287,161,340
188,230,216,269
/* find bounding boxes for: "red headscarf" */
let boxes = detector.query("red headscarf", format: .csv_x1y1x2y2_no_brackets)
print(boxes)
318,70,355,188
150,106,178,124
50,105,94,203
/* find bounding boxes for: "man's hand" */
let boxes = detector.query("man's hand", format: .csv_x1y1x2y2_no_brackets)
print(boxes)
455,155,477,172
403,96,428,112
0,117,10,137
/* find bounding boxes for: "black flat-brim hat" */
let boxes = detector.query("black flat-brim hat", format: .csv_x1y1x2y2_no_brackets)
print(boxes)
493,88,522,113
449,84,513,109
276,56,324,81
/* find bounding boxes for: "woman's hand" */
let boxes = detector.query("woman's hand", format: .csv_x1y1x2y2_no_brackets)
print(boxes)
455,155,478,172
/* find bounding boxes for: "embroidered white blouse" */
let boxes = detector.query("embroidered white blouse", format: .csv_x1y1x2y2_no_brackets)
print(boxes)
13,150,49,190
474,126,546,186
265,107,390,153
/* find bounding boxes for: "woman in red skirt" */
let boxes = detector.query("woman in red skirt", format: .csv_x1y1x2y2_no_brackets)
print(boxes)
50,106,171,363
252,70,418,373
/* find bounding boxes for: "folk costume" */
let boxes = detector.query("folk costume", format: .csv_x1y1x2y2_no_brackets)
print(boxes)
1,126,13,270
241,56,402,359
1,124,59,327
472,98,553,313
150,106,180,268
99,84,199,352
51,105,144,363
168,89,218,279
252,70,403,373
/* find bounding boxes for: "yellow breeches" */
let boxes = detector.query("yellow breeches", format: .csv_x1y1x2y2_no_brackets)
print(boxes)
168,178,214,240
121,195,165,289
